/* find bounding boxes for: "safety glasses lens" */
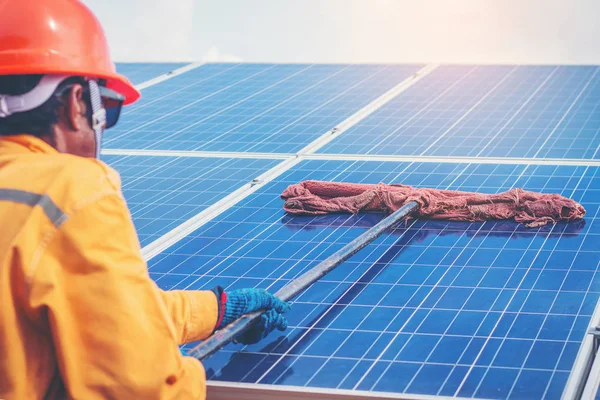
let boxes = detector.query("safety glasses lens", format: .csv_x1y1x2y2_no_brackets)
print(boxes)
98,86,124,129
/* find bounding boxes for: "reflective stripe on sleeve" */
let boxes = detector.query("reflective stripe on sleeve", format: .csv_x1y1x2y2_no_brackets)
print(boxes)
0,188,68,227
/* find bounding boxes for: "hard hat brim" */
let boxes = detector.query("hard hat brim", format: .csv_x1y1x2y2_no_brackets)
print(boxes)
0,53,141,106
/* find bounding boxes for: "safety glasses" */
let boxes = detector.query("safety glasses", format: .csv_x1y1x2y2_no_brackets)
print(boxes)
98,85,124,129
54,78,125,130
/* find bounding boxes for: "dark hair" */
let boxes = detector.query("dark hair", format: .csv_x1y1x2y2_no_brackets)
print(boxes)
0,74,89,137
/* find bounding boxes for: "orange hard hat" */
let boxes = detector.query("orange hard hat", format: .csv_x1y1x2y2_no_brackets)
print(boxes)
0,0,140,105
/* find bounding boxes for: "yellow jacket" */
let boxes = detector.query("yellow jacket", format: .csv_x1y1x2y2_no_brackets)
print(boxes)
0,135,217,399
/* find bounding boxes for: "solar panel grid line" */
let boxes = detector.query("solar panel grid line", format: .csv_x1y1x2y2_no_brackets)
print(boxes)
315,65,599,160
537,169,599,399
203,161,424,384
355,65,481,157
434,66,600,160
105,63,600,398
511,168,600,398
140,156,301,260
118,156,256,223
102,155,282,246
416,66,520,157
176,219,287,290
107,153,197,187
562,188,600,400
312,67,458,152
107,154,202,237
244,163,473,390
350,164,494,394
123,64,241,116
153,166,350,293
108,64,280,139
125,64,319,150
240,64,429,154
317,66,519,157
195,65,357,151
165,159,597,398
253,168,416,289
108,64,425,153
425,67,549,159
376,166,517,396
559,73,600,161
299,64,440,155
449,164,577,398
471,66,561,158
472,67,583,161
302,165,474,392
106,64,279,143
562,92,600,162
398,228,490,396
529,68,597,160
544,214,600,398
464,166,588,398
304,153,600,167
192,160,397,302
532,67,600,159
134,62,205,90
133,65,437,260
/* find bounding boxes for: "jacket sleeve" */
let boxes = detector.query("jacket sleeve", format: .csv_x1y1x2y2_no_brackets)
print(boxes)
31,190,213,400
159,289,219,344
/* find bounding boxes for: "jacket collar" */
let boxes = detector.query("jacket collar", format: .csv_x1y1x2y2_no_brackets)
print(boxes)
0,134,59,155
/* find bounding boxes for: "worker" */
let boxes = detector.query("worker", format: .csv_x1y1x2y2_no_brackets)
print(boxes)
0,1,290,399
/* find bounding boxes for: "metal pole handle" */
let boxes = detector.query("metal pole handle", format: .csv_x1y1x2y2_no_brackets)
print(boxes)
187,201,419,361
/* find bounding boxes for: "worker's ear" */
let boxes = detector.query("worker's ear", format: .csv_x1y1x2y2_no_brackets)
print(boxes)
64,84,88,132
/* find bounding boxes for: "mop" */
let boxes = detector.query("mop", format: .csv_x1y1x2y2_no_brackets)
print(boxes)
188,180,585,360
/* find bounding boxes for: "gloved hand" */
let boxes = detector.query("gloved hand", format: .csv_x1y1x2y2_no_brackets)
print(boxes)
212,287,291,345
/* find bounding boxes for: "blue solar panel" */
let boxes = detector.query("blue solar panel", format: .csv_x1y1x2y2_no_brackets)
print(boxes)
112,64,267,118
142,159,600,399
103,64,422,153
115,62,189,85
319,65,600,159
94,62,600,397
102,154,280,246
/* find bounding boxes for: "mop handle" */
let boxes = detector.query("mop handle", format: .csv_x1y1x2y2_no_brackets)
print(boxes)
187,201,420,361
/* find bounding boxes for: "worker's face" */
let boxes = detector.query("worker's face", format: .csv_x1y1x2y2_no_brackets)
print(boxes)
51,84,101,158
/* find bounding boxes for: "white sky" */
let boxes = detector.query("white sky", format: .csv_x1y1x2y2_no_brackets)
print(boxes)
84,0,600,65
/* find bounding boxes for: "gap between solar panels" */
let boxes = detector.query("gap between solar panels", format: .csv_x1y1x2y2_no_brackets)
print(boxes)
133,63,441,261
102,149,600,167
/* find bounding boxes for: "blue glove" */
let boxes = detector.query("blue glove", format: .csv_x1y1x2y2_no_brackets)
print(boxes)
213,287,291,345
234,308,289,345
